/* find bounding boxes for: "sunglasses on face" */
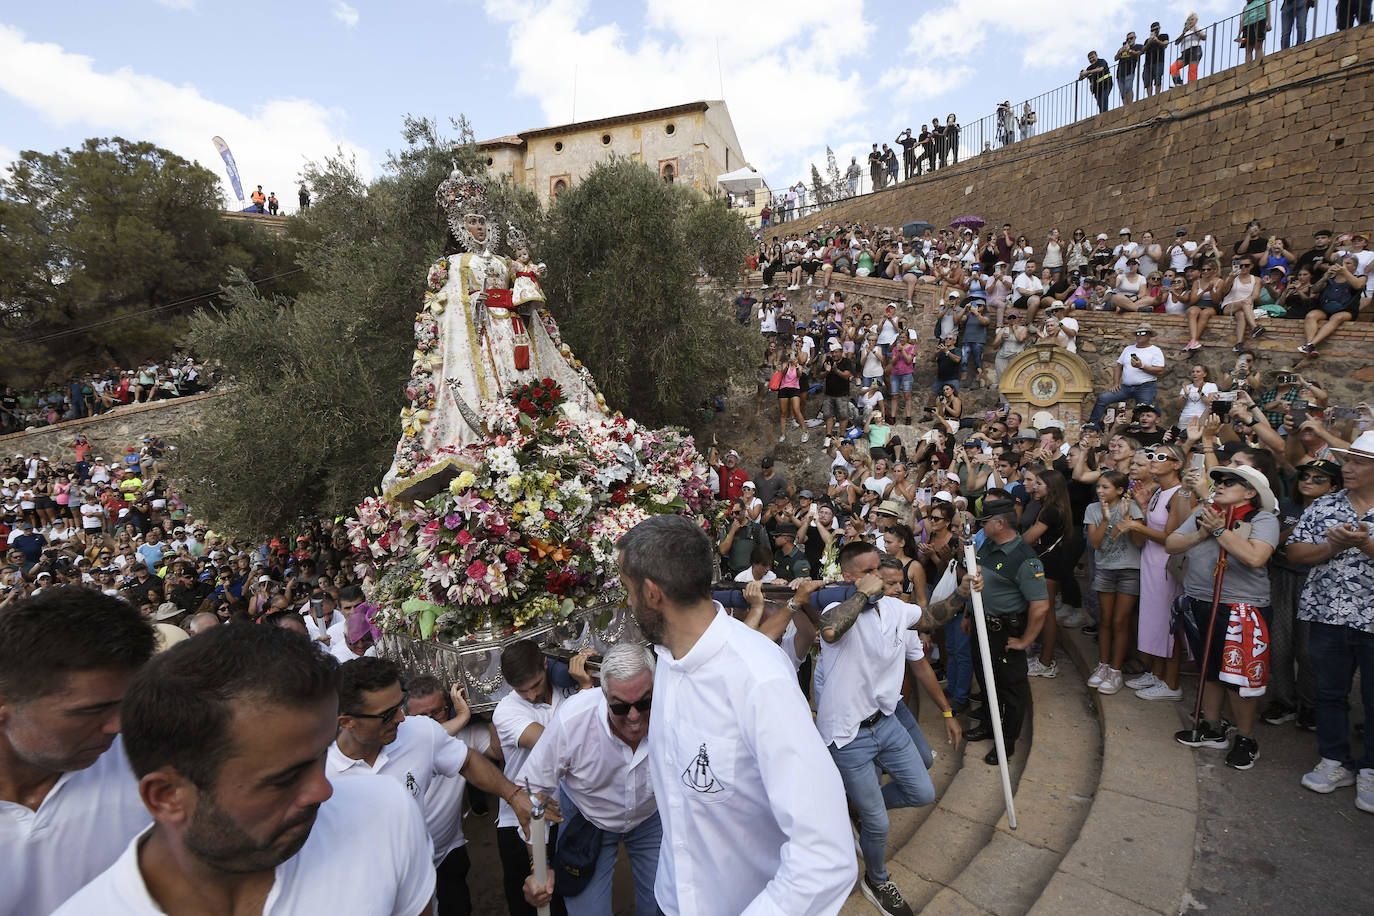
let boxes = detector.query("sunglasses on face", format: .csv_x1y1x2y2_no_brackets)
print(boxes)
1144,452,1175,462
1212,476,1245,488
608,695,653,716
1297,471,1332,484
350,691,409,725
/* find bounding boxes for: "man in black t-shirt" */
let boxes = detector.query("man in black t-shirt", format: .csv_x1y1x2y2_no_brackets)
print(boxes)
820,342,856,441
1114,33,1144,103
1127,404,1168,446
1233,221,1269,260
897,129,920,180
1296,229,1334,282
1141,22,1170,96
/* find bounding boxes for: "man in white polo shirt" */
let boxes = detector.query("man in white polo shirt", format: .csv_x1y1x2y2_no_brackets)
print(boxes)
814,544,934,916
615,515,855,916
406,675,501,916
329,657,533,916
1087,322,1167,425
519,642,660,916
53,625,435,916
1,587,156,916
493,639,590,916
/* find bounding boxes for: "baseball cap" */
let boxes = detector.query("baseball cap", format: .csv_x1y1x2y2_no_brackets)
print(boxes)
798,489,814,499
1119,227,1131,235
725,449,740,460
760,456,774,468
741,481,756,491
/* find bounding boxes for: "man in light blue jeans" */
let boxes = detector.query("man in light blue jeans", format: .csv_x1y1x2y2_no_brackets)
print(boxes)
809,544,935,915
519,643,662,915
1087,323,1166,425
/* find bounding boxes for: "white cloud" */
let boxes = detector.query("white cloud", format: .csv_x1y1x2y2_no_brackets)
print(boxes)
481,0,875,184
0,24,370,209
332,1,359,28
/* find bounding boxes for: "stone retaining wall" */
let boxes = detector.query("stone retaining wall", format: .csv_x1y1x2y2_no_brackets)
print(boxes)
0,392,226,465
793,27,1373,255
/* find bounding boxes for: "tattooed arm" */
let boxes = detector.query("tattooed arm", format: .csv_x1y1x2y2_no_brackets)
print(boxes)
819,573,883,643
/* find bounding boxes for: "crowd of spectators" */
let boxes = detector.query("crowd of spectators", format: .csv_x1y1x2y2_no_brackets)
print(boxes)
0,438,363,635
0,356,218,434
768,8,1371,221
728,203,1374,818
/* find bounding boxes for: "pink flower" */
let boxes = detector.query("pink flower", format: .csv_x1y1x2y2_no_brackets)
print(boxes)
443,512,463,530
467,560,488,580
505,549,521,565
455,529,473,546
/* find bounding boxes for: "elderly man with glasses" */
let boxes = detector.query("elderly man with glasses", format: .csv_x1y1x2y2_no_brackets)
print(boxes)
518,643,660,916
1087,322,1167,427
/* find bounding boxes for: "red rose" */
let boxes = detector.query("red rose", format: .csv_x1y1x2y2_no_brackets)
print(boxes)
542,377,555,387
505,549,522,565
531,387,545,398
519,398,535,414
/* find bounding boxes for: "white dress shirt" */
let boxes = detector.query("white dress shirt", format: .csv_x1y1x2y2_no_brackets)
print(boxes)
815,596,921,749
492,678,575,830
53,777,435,916
649,606,856,916
327,715,468,834
1,737,150,916
518,688,656,835
424,721,492,862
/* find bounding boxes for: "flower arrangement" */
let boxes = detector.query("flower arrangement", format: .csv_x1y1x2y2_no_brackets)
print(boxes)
349,385,715,642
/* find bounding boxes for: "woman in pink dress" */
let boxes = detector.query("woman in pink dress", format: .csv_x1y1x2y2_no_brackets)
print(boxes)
1118,444,1194,700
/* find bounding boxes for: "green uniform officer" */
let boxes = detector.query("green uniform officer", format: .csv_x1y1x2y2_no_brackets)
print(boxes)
771,524,812,581
957,498,1051,764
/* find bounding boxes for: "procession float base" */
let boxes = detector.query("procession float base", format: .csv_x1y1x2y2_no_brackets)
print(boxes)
377,600,645,713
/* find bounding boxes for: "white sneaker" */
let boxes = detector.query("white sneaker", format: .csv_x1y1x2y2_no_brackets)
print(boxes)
1097,668,1124,695
801,432,809,443
1301,758,1356,794
806,278,813,286
1027,658,1058,678
1087,662,1108,688
1058,609,1089,628
1135,682,1184,701
1358,769,1374,814
1125,672,1159,691
791,419,801,428
823,437,832,449
778,434,786,443
805,417,825,428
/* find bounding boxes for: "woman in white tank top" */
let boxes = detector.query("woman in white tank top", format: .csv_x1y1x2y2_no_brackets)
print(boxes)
1217,257,1261,350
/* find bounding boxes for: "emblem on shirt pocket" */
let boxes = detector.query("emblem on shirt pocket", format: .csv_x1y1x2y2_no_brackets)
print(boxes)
681,739,734,802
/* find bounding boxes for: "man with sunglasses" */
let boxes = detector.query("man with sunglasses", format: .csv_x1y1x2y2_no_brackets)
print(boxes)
1086,323,1165,427
518,643,660,916
330,657,538,905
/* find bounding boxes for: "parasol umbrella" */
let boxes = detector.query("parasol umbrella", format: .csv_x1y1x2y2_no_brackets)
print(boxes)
950,215,985,230
902,220,934,239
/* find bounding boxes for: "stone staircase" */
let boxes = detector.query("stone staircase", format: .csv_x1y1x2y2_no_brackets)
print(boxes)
836,623,1198,916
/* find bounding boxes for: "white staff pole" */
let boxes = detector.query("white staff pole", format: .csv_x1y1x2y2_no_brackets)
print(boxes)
962,532,1018,830
526,780,551,916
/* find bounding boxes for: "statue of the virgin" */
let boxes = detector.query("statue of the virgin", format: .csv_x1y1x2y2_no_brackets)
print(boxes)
381,166,607,498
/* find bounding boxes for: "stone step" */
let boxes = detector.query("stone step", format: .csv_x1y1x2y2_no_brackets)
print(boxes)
835,631,1104,916
1028,626,1199,916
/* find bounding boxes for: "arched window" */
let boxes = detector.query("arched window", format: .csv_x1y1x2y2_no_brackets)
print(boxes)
661,165,675,184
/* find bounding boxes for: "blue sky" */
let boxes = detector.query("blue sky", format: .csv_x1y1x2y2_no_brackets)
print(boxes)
1,0,1233,211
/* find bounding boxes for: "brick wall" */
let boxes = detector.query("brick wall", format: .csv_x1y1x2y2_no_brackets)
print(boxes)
795,27,1373,250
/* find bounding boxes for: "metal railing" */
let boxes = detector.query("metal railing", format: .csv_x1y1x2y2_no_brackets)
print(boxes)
760,0,1366,229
